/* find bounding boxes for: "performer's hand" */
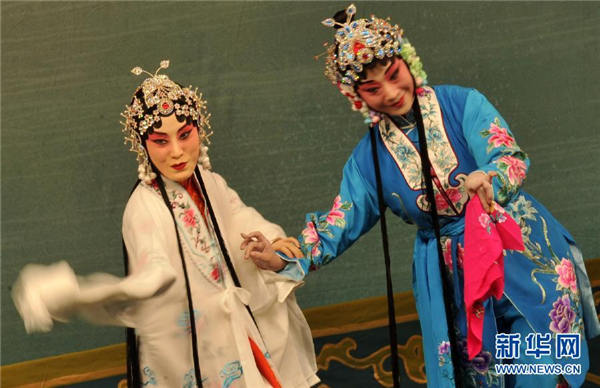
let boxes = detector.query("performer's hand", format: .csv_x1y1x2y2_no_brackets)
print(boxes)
465,170,497,213
271,237,303,259
240,231,286,271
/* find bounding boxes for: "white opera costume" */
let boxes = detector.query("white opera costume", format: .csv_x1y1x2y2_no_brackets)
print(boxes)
13,167,319,388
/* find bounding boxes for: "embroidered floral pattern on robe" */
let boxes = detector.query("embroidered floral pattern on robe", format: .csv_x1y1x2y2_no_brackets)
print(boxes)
505,194,584,336
379,86,469,216
301,195,352,267
153,185,224,288
480,117,528,204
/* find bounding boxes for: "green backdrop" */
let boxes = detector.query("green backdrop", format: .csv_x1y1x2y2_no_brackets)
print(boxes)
2,1,599,365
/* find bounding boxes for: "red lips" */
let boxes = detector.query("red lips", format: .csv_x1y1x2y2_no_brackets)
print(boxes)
172,162,187,171
392,95,405,108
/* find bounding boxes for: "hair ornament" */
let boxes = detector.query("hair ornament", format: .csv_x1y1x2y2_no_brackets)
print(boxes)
320,4,428,126
120,60,212,183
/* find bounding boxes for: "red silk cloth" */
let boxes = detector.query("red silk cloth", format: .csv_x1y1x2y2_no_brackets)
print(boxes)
464,196,524,359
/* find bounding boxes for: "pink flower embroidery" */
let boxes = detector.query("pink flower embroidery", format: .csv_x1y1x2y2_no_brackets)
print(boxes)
182,208,197,228
301,222,322,257
479,213,491,231
435,193,449,211
487,123,514,148
443,238,453,270
311,245,321,257
555,258,577,293
326,195,346,225
499,156,527,186
434,188,462,212
456,242,464,270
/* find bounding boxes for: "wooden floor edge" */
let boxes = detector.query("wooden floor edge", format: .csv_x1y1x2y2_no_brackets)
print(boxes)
28,366,126,388
586,372,600,385
3,258,599,386
312,313,420,338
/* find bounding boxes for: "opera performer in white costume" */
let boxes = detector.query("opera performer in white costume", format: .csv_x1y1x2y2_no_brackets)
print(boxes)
12,60,319,388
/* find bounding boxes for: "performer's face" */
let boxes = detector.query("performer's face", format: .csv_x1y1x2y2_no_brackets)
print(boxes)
356,57,414,116
146,114,200,183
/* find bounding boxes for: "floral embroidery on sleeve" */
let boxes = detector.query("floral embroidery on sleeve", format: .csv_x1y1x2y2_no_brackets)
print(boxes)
480,118,528,203
495,156,527,186
301,222,322,258
301,195,353,266
483,118,515,151
326,195,350,227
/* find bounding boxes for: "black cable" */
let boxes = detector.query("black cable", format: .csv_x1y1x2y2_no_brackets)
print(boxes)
412,97,463,387
368,126,400,388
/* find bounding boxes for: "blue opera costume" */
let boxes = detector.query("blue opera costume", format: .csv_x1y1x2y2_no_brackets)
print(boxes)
284,85,599,387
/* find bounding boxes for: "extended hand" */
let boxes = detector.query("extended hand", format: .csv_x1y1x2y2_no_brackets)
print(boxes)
465,170,497,213
240,231,286,271
272,237,303,259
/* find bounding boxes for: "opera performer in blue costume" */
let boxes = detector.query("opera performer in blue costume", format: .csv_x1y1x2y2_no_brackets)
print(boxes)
242,4,599,388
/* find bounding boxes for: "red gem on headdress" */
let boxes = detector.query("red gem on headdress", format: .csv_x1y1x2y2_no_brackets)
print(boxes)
162,102,170,110
353,41,365,55
354,101,363,109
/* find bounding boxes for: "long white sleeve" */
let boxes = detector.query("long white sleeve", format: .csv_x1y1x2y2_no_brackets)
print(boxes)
12,186,178,332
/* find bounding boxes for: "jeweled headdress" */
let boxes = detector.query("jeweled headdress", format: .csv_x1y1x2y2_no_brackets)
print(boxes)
120,60,212,183
321,4,427,125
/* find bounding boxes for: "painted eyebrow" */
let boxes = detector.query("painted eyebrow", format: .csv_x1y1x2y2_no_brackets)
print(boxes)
358,62,394,86
150,123,191,136
385,61,399,77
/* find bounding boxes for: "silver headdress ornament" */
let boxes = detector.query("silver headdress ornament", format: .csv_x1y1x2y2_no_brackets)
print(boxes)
320,4,428,125
120,60,212,184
